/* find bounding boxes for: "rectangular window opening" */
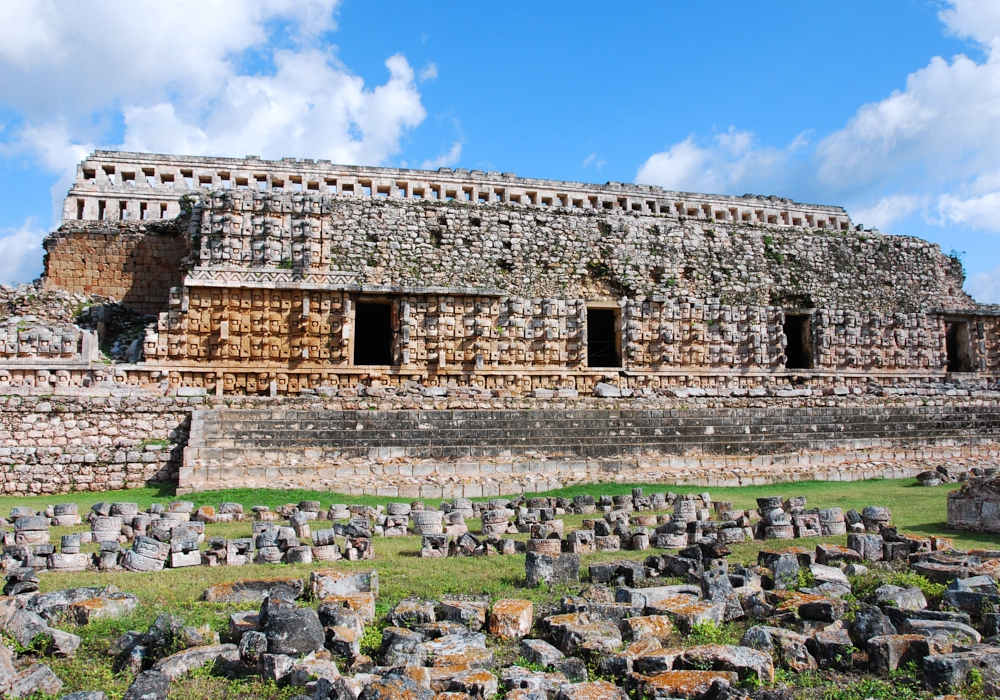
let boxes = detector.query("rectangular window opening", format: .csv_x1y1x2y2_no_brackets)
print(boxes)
236,177,249,189
161,173,175,187
143,168,156,186
354,301,394,366
783,314,813,370
945,320,974,372
181,170,194,188
76,200,85,220
587,307,621,368
119,201,128,221
98,200,107,220
140,202,148,220
122,172,136,187
325,178,338,193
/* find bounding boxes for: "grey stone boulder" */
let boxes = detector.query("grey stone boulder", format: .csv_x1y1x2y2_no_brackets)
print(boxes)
740,626,816,672
520,638,565,667
122,670,169,700
807,627,855,671
867,635,930,675
59,692,108,700
5,609,50,649
388,599,436,627
151,644,239,680
381,626,428,666
359,676,434,700
848,606,896,649
501,666,570,696
592,383,622,398
902,619,981,645
846,533,884,562
2,607,81,657
555,681,626,700
202,578,304,603
238,630,268,667
525,552,579,587
0,644,15,694
923,647,1000,694
263,606,325,656
701,567,743,621
797,597,845,623
551,657,587,683
8,664,63,698
678,645,774,684
875,586,927,610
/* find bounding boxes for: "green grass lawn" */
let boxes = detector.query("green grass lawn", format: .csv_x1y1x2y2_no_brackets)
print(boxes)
4,477,997,698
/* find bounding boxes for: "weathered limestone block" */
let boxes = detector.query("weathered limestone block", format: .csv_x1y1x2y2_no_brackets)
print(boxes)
947,476,1000,533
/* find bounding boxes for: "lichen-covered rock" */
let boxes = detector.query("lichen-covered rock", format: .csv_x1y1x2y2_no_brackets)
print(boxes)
489,599,533,639
202,578,304,603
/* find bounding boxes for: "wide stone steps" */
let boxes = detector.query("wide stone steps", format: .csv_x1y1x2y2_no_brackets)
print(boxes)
190,405,1000,459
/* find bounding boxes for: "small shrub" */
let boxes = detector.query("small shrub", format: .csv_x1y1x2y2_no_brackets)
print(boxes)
848,569,945,606
687,620,740,646
821,677,924,700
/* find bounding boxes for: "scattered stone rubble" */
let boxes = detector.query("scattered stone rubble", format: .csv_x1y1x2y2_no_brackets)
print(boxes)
0,282,148,364
1,487,999,697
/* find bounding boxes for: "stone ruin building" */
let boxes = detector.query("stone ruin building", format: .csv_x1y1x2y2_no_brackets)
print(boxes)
35,150,999,395
1,150,998,494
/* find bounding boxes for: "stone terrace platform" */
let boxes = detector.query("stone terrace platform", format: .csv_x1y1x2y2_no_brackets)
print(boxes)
181,404,1000,495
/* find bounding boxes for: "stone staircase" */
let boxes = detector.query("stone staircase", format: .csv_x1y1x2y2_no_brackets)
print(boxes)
179,403,1000,496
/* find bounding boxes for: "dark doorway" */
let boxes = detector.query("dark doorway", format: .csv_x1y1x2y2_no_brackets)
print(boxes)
587,307,620,367
354,302,393,365
783,314,813,369
945,321,974,372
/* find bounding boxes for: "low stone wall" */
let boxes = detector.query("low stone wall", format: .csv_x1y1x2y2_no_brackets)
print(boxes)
0,395,191,494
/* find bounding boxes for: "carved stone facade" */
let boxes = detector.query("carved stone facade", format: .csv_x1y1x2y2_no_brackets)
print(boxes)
20,150,999,395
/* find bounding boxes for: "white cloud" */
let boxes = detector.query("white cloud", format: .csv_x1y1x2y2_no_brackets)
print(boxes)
850,194,926,231
636,128,795,195
967,265,1000,304
635,0,1000,234
0,0,340,117
419,63,439,81
0,222,46,286
120,51,426,166
0,0,428,189
420,141,463,170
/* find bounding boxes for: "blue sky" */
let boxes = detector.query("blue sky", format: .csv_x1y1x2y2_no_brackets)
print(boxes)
1,0,999,302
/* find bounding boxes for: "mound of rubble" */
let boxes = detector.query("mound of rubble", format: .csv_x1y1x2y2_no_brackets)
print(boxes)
0,282,151,364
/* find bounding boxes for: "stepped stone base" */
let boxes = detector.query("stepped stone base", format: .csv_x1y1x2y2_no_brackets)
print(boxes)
180,404,1000,495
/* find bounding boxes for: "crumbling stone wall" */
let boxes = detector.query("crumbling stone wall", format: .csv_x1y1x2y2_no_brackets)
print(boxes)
42,220,188,314
0,394,189,494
